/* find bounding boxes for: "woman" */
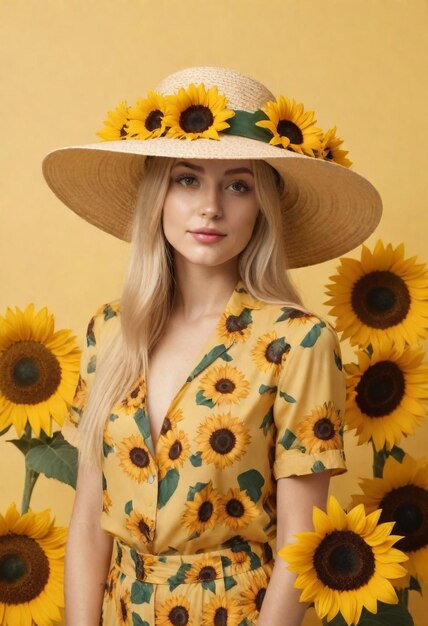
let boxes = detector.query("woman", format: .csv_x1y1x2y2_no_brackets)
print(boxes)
42,66,382,626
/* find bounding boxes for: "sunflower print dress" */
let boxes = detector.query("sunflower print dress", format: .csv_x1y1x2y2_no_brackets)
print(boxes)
62,279,347,626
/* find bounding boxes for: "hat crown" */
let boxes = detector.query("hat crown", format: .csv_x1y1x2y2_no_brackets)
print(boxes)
155,66,275,113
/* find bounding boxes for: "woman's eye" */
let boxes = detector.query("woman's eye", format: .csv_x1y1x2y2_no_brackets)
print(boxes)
177,175,198,187
229,181,250,193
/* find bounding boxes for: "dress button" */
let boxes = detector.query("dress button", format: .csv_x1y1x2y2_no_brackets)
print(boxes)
148,474,155,484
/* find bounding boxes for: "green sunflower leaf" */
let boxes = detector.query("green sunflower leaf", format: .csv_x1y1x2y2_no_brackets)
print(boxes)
187,344,231,381
248,551,261,569
186,481,209,501
8,436,44,455
221,555,232,568
238,619,253,626
124,500,133,515
260,406,274,434
237,469,265,502
0,425,12,437
224,575,237,591
132,613,150,626
158,468,179,509
275,307,296,322
322,601,414,625
130,580,154,604
279,429,296,450
334,350,343,371
25,434,78,488
300,321,326,348
389,445,406,463
103,304,118,320
87,354,96,374
409,575,422,594
167,562,192,591
259,384,277,395
134,408,151,440
189,452,202,467
201,579,216,593
195,390,215,408
279,390,296,403
311,460,326,473
220,351,233,362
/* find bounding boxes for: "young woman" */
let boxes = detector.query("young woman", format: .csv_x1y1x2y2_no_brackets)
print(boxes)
42,66,382,626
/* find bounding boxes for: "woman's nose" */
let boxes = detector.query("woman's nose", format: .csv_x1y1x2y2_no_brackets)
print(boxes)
198,185,223,219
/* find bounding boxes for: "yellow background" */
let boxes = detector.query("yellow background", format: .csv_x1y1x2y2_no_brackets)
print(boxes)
1,0,427,623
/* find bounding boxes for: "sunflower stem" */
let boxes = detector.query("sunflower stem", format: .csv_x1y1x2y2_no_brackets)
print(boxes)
372,442,387,478
20,423,40,514
396,586,409,608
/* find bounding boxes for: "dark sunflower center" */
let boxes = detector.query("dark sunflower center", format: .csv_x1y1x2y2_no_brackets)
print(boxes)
138,519,151,542
0,340,62,405
169,605,189,626
314,418,335,440
169,440,182,460
325,149,334,160
120,596,128,619
180,105,214,133
226,314,248,333
265,339,290,365
160,417,172,435
276,119,303,145
210,428,236,454
355,361,405,417
130,385,141,399
313,530,375,590
226,499,244,518
199,501,214,523
198,565,217,581
289,310,308,320
129,447,150,468
145,109,163,131
255,587,266,611
379,485,428,552
119,125,127,138
215,378,235,394
214,607,228,626
0,535,50,604
351,271,411,329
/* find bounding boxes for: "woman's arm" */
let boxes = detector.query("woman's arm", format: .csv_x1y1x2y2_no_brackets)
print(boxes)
257,471,331,626
64,460,113,626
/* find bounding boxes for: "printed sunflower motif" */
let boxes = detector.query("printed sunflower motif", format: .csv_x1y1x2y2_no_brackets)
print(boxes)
279,496,407,626
217,307,253,343
181,482,222,535
345,342,428,450
296,401,343,454
201,594,242,626
127,91,168,139
239,570,268,621
116,434,156,482
199,364,250,405
102,488,112,514
256,95,323,156
276,307,318,326
325,241,428,351
157,428,191,478
184,555,222,584
0,304,81,436
125,510,155,544
352,455,428,583
251,331,291,375
196,413,251,469
117,377,146,414
160,407,184,437
164,83,235,140
218,487,260,530
156,593,193,626
316,126,352,168
116,587,132,625
226,547,251,574
0,503,66,626
69,375,87,421
104,565,119,600
96,100,131,141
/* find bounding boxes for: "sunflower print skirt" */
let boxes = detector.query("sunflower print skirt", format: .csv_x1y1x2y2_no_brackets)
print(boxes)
101,537,275,626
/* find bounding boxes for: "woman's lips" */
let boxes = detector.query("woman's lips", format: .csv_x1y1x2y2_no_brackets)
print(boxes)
190,231,226,243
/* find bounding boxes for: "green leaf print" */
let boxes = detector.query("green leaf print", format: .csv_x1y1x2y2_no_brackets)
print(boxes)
124,500,133,515
300,321,326,348
221,555,232,568
187,481,209,501
132,613,150,626
279,429,296,449
201,579,216,593
224,575,237,591
262,499,275,532
195,390,215,408
108,413,119,421
189,452,202,467
260,406,274,435
187,344,232,382
87,355,96,374
237,469,265,503
311,460,326,473
130,580,154,604
248,551,261,570
103,441,114,458
186,531,200,540
167,562,192,591
220,351,233,362
134,408,151,440
103,304,118,320
275,307,300,322
279,390,296,403
158,468,180,509
238,618,254,626
259,384,277,395
334,350,343,371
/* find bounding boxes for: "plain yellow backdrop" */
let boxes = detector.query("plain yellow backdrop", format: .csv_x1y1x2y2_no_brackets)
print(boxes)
1,1,427,624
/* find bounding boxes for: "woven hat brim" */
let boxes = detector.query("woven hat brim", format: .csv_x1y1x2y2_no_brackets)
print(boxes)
42,134,382,268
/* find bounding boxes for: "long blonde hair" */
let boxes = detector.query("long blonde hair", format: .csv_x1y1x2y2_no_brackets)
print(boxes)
79,156,304,466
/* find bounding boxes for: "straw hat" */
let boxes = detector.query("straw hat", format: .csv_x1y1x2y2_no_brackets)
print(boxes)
42,66,382,268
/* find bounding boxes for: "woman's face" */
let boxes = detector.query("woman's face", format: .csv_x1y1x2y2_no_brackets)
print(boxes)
162,159,260,271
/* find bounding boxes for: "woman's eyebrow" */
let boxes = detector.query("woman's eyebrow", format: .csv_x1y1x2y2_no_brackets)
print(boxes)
173,161,254,176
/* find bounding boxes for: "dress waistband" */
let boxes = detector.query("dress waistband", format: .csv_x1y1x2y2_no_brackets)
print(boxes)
112,537,274,585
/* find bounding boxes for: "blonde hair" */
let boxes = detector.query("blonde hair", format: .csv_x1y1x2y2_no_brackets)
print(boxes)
78,156,305,466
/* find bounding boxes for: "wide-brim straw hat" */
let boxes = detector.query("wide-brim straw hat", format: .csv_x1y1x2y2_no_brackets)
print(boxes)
42,66,382,268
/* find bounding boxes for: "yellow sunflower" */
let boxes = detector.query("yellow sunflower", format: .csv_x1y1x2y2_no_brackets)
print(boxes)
256,95,323,156
0,304,81,436
239,570,268,621
96,100,131,141
164,83,235,140
184,555,222,584
325,241,428,351
116,376,146,415
159,407,184,437
279,495,407,626
181,482,222,535
0,503,66,626
196,413,251,469
156,594,193,626
116,587,132,626
157,428,191,478
116,434,156,483
316,126,352,168
352,455,428,583
69,375,87,423
217,307,253,343
296,401,343,454
226,547,251,574
199,364,250,405
127,91,168,139
217,487,259,530
251,331,291,375
125,510,155,544
201,594,242,626
345,341,428,450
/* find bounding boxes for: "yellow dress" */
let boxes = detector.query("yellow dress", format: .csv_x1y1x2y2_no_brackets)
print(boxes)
62,279,347,626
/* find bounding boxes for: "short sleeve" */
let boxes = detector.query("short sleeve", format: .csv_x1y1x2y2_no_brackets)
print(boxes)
272,320,347,480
